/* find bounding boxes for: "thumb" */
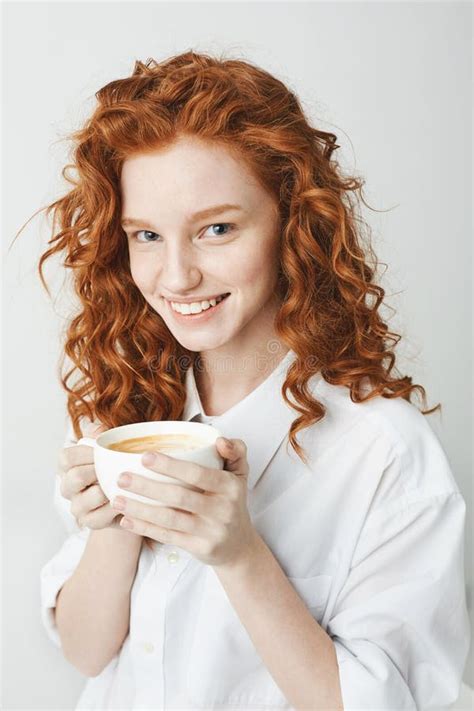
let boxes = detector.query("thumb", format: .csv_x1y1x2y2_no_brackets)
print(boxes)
216,437,249,476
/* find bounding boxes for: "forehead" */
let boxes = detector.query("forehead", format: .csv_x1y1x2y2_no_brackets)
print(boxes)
120,137,266,215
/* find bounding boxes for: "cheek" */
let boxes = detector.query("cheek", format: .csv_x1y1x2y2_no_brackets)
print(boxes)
129,254,155,292
235,245,279,289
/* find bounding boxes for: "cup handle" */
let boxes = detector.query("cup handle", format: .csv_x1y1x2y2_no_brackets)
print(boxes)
77,436,98,448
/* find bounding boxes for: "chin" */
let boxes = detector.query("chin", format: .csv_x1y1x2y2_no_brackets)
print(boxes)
177,333,232,352
172,325,238,352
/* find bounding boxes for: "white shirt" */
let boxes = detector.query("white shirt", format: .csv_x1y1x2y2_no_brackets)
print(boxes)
40,349,471,710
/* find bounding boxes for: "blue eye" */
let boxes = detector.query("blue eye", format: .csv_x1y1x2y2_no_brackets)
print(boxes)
134,230,158,243
131,223,235,244
202,223,235,238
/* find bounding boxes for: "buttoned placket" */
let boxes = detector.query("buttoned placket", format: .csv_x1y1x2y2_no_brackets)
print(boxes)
131,350,299,707
132,543,193,709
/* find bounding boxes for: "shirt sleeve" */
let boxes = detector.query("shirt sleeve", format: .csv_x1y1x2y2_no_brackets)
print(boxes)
327,490,471,710
39,418,92,649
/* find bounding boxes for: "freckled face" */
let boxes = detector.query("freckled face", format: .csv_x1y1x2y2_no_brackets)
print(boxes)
120,136,282,354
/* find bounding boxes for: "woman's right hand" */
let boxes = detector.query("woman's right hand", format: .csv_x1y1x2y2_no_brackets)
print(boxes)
57,422,123,531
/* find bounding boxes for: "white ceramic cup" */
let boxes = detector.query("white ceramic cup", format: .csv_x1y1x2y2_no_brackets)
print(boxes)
77,420,224,506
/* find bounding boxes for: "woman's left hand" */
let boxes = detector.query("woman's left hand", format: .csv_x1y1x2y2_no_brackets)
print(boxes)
111,437,260,568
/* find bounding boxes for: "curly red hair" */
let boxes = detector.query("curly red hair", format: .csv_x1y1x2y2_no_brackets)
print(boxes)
19,51,440,548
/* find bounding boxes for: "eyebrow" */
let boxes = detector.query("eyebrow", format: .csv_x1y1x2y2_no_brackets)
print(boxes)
121,203,244,229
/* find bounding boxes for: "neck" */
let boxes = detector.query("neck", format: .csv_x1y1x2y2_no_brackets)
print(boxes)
194,340,290,417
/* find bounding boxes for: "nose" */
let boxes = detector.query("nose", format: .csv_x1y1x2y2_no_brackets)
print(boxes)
159,241,202,295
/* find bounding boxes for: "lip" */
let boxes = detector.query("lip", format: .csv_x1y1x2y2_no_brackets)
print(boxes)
164,293,229,304
166,293,230,323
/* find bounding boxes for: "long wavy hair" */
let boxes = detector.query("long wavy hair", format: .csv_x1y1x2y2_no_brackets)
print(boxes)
17,51,440,548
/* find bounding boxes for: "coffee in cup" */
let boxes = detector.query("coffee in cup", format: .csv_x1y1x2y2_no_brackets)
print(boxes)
107,433,207,454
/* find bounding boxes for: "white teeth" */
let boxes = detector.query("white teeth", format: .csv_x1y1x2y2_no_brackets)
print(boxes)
190,301,207,314
170,294,227,315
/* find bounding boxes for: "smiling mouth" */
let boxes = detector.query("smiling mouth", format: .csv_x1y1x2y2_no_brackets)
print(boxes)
169,293,231,315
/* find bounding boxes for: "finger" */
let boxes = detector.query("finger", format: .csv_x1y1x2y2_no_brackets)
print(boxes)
117,474,234,525
83,482,110,510
140,451,231,494
215,438,249,476
79,502,121,531
117,473,212,515
58,444,95,473
60,464,98,499
120,516,188,552
113,496,206,538
58,422,106,473
118,511,199,549
71,483,108,520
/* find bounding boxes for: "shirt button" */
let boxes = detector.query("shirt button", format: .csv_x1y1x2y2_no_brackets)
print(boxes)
141,642,155,654
167,550,180,564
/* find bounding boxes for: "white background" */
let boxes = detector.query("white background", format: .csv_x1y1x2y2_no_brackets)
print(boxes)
2,1,472,708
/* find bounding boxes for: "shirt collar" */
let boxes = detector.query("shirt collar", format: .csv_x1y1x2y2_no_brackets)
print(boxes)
182,349,315,490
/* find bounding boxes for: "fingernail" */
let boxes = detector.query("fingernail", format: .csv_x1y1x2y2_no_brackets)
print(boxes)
113,496,126,511
118,473,132,487
223,438,233,448
142,452,156,466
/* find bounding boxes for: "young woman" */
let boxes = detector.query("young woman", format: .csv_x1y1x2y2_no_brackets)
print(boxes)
37,51,470,710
